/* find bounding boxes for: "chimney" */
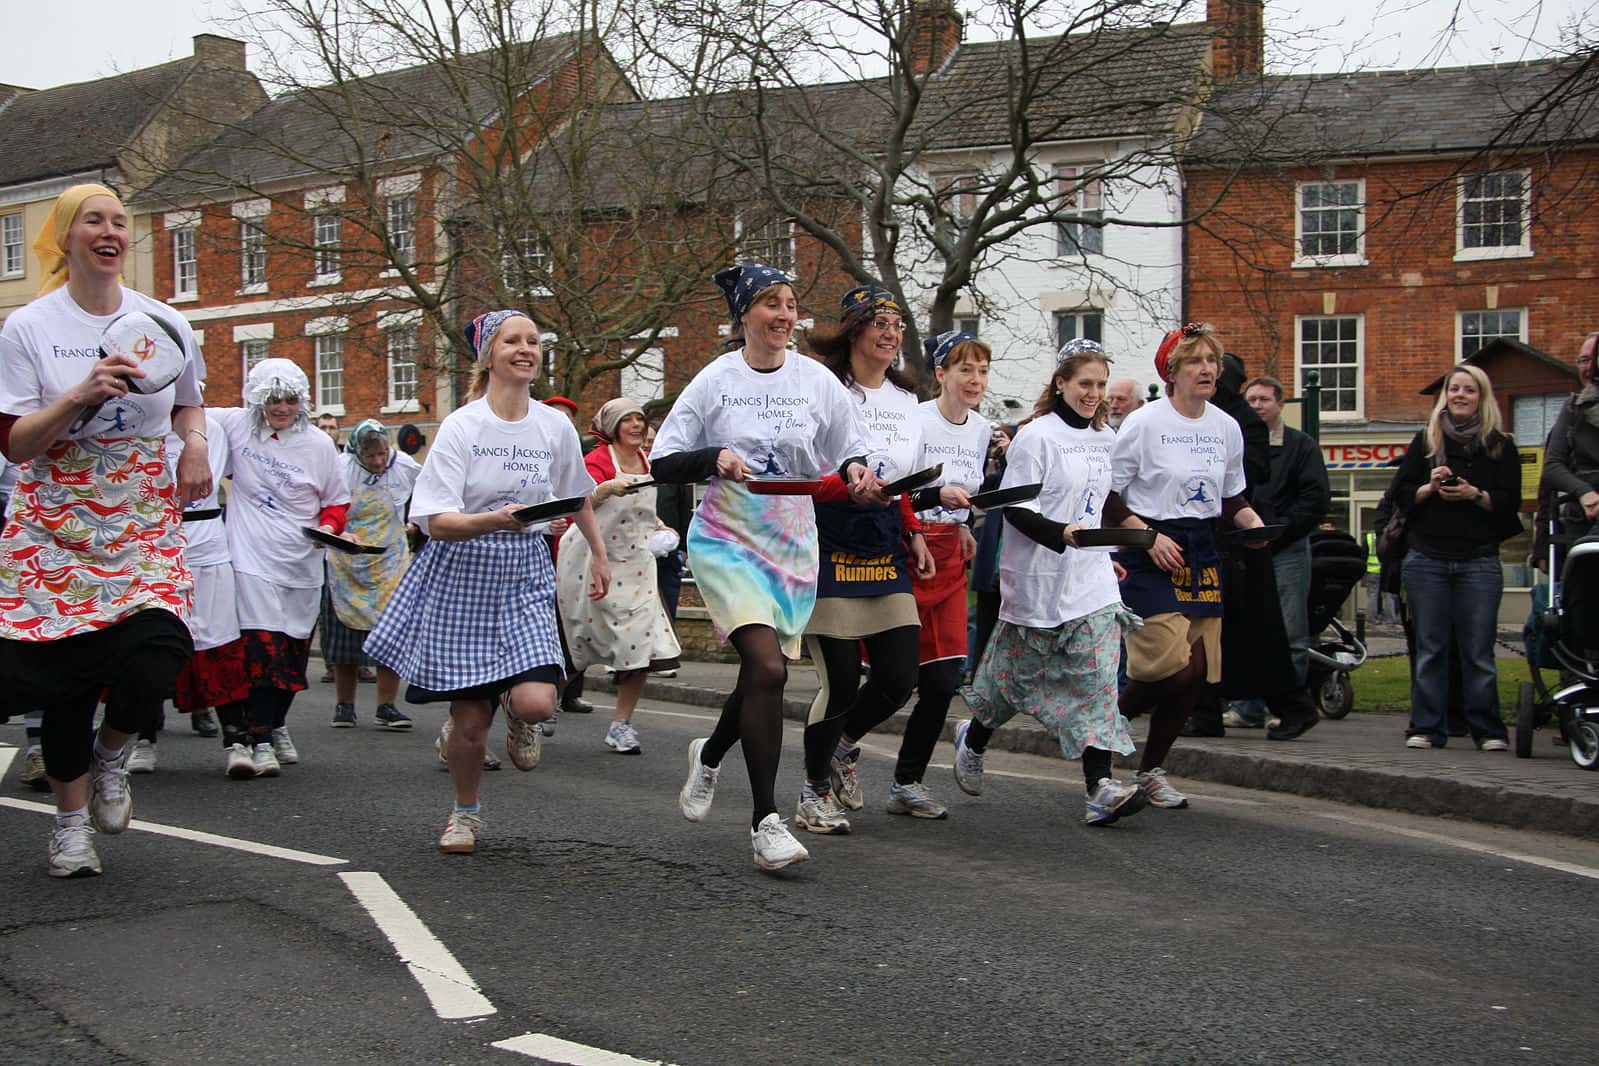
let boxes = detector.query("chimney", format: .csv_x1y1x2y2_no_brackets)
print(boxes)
908,0,963,77
192,33,247,70
1208,0,1264,80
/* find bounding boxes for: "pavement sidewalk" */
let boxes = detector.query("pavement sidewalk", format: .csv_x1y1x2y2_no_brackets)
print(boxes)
585,657,1599,840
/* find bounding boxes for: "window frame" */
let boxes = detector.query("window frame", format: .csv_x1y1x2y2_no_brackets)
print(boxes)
1055,165,1105,257
239,219,267,292
501,231,552,296
313,213,341,281
1455,169,1532,261
385,325,420,411
1292,178,1367,268
314,332,345,415
1457,308,1527,361
386,193,416,268
1,212,24,278
171,225,198,298
1053,309,1104,350
240,337,270,377
736,214,795,274
1295,313,1365,421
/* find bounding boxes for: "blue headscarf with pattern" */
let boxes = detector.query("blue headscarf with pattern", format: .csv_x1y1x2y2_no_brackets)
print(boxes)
714,263,794,322
1057,337,1108,362
464,309,533,366
924,330,978,371
840,284,903,330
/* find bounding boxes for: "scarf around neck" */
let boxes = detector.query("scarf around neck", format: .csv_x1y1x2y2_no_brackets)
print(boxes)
1441,411,1483,455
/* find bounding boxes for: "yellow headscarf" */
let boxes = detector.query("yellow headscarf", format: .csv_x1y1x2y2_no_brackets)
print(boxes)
33,182,124,297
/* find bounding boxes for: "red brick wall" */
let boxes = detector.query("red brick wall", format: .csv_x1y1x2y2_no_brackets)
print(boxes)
1185,151,1599,424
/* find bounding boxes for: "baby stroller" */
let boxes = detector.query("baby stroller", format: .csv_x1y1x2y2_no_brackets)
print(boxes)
1305,529,1369,718
1516,495,1599,767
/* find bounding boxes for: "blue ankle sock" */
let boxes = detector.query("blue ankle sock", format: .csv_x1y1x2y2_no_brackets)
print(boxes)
453,802,481,815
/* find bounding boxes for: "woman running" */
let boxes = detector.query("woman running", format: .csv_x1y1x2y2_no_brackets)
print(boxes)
650,264,874,871
325,419,422,730
0,183,209,876
951,340,1146,825
557,397,681,756
793,286,935,834
365,310,609,855
1107,323,1265,811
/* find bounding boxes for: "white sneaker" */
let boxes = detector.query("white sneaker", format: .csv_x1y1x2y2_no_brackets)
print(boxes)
438,809,484,854
126,739,157,774
751,813,810,871
89,746,132,834
503,695,543,771
1406,734,1436,749
886,780,949,819
540,708,558,737
605,720,642,755
1085,777,1149,826
679,737,719,822
795,789,852,834
225,743,254,779
952,719,984,796
270,726,299,765
1136,767,1189,809
48,816,101,878
251,743,281,777
830,746,865,811
437,717,502,771
1480,738,1510,752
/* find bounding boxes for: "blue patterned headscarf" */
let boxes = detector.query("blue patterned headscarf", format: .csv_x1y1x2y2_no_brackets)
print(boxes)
714,263,794,322
924,330,978,371
463,309,533,366
345,418,389,456
840,284,903,330
1057,337,1108,362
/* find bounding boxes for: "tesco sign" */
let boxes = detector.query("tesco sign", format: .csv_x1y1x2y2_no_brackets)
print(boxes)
1321,442,1410,467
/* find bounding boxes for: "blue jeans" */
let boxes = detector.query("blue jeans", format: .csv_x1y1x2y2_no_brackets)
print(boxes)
1229,537,1313,725
1401,550,1506,746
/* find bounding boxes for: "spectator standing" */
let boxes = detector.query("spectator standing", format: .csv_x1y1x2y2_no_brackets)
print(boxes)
1106,378,1145,430
1539,331,1599,544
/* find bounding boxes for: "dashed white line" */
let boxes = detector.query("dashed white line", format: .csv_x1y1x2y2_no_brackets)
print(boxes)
339,871,496,1020
491,1032,677,1065
0,797,348,865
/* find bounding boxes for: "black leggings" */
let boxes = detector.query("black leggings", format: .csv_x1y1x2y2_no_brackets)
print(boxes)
962,719,1113,793
11,610,192,782
218,687,294,749
701,625,788,830
892,659,964,786
801,626,920,783
1119,638,1208,772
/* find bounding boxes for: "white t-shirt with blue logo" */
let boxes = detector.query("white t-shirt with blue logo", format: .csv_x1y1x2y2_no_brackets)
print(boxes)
1110,397,1245,521
913,400,990,526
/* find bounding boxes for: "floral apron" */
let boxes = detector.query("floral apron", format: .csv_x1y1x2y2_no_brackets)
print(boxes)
327,475,410,631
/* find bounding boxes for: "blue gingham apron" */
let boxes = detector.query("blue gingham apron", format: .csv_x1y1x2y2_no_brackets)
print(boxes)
365,531,562,692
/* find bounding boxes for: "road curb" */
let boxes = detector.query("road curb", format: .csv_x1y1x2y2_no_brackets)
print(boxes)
590,674,1599,839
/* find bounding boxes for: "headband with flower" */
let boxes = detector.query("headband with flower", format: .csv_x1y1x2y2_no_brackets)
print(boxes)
1153,322,1205,381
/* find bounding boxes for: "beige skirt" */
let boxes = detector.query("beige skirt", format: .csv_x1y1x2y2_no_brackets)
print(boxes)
804,592,919,639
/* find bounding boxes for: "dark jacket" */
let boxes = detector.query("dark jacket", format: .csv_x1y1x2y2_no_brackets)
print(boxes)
1212,361,1270,501
1392,428,1523,560
1540,393,1599,501
1260,424,1331,551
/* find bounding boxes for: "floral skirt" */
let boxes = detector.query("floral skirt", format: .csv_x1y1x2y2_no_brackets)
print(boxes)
230,628,312,696
174,640,251,711
960,604,1137,760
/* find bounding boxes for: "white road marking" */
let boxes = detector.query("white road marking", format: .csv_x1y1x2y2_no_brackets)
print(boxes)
0,798,348,865
339,871,496,1020
491,1032,677,1065
1297,808,1599,883
0,742,16,779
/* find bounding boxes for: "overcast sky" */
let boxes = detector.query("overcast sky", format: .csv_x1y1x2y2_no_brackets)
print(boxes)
2,0,1588,91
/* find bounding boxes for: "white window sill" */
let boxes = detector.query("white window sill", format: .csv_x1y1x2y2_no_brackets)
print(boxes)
1453,246,1534,263
237,283,268,296
169,292,198,304
380,267,413,279
380,399,421,415
1,270,24,281
1292,256,1367,269
1317,412,1364,423
317,404,346,417
308,274,342,288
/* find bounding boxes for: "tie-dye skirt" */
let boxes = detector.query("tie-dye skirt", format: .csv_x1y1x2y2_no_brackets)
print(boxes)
687,479,818,660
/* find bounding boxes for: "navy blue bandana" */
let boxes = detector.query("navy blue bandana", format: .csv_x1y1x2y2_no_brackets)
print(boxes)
1057,337,1108,362
924,330,977,371
715,263,794,322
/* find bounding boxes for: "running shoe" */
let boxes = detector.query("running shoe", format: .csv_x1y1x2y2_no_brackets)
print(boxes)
1221,709,1265,729
375,704,412,730
251,743,281,778
795,789,852,834
503,694,542,771
436,718,502,770
561,694,595,715
48,816,101,878
1084,777,1149,826
886,780,948,819
358,665,378,683
1135,767,1189,809
126,739,157,775
605,720,642,755
332,703,357,728
89,745,132,833
540,708,558,737
20,747,49,792
191,709,220,737
1405,735,1436,749
952,719,984,796
679,737,718,822
751,813,810,871
271,727,299,764
1479,738,1509,752
225,743,254,779
830,746,864,811
438,809,484,854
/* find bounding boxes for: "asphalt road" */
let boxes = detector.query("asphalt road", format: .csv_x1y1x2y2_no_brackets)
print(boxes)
4,684,1599,1065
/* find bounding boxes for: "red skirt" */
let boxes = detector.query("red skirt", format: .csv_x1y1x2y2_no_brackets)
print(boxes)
174,640,251,711
913,526,969,666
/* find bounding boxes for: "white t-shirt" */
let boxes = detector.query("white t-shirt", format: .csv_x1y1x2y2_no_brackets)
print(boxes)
854,379,922,484
913,399,991,525
212,408,349,588
652,349,872,478
1110,398,1245,520
168,411,232,568
409,397,594,537
998,414,1121,628
0,285,205,441
345,449,422,520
